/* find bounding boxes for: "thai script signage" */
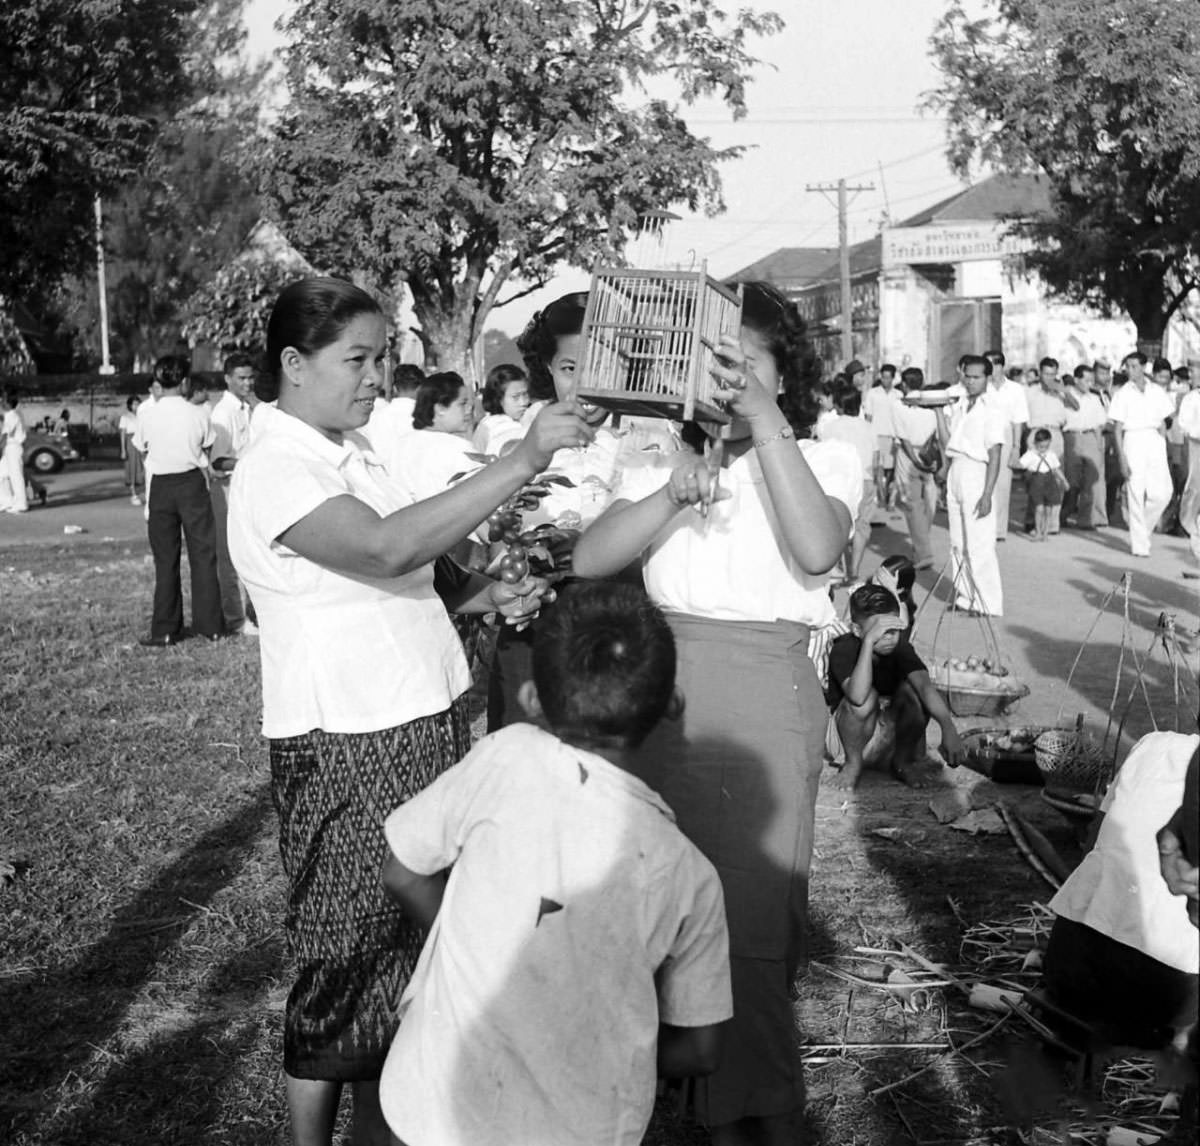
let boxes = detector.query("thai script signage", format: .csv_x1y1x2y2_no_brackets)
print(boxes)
882,224,1034,266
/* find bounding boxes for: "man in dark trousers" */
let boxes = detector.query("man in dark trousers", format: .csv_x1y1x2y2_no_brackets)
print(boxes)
132,355,224,646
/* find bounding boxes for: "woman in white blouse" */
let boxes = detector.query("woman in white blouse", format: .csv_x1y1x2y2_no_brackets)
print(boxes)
573,282,860,1146
228,278,593,1146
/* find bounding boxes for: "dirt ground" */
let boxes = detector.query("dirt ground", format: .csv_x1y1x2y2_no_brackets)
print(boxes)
1,474,1197,1145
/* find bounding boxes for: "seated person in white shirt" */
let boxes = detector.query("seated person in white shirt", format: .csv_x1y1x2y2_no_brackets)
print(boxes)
825,584,963,790
473,363,531,456
1043,731,1198,1058
380,581,732,1146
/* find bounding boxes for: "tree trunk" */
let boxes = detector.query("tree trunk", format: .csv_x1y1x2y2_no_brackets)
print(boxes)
409,297,478,384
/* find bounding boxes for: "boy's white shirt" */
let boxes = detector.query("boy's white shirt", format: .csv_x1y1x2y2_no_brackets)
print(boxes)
381,722,731,1146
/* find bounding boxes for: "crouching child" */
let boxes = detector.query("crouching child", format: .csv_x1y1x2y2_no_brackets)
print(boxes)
379,581,732,1146
827,583,964,789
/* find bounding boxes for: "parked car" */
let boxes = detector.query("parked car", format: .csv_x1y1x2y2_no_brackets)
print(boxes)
23,430,81,474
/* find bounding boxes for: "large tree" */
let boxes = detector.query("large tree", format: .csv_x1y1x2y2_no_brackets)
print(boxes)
928,0,1200,356
0,1,210,316
258,0,780,376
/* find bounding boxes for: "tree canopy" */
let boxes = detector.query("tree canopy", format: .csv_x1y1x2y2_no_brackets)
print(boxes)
927,0,1200,353
0,1,210,314
258,0,781,375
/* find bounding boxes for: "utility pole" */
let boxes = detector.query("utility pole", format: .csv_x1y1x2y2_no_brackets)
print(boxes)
807,177,874,366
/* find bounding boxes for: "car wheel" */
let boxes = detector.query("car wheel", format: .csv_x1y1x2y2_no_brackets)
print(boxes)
29,448,63,474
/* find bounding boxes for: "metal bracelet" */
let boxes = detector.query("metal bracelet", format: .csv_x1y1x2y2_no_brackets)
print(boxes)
752,425,795,449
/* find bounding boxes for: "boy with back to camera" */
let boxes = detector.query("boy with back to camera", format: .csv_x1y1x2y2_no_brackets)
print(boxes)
827,584,964,790
379,581,732,1146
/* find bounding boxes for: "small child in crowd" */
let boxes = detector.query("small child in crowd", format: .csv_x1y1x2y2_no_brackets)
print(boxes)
473,363,531,456
379,581,732,1146
827,583,963,789
1018,428,1068,541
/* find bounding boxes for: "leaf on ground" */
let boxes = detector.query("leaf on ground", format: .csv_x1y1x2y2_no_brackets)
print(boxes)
947,808,1007,835
885,967,928,1012
929,788,972,823
870,827,902,841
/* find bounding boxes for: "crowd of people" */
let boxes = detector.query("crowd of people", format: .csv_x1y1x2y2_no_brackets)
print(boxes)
811,348,1200,613
4,275,1197,1145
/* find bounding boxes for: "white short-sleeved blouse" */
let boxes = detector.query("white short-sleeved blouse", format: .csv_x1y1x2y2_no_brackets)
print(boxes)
612,437,862,626
228,411,470,738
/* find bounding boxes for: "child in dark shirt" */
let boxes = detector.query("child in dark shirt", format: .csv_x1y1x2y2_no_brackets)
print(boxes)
827,583,964,789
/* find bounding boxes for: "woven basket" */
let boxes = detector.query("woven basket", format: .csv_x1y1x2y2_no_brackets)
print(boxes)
1034,726,1106,789
936,680,1030,718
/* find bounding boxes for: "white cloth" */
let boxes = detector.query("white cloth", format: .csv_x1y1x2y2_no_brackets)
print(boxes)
209,390,251,468
364,395,418,471
132,395,213,475
893,402,938,447
380,723,732,1146
1177,390,1200,440
988,378,1030,433
1061,390,1107,433
1050,731,1199,974
1123,427,1173,557
1,407,28,511
228,410,470,737
614,439,862,626
820,413,875,479
132,395,158,475
472,412,526,458
1026,386,1070,433
947,457,1002,615
385,429,485,503
1018,449,1062,474
814,409,839,438
1108,381,1174,432
247,400,281,444
117,411,138,438
946,394,1006,464
863,385,902,437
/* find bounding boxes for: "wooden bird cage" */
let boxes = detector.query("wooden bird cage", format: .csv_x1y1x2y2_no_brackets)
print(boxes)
575,263,743,423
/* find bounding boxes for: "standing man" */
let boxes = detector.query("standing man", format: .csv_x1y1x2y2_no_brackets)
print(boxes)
934,355,1006,616
209,352,257,636
1177,365,1200,551
1108,351,1174,559
1024,357,1077,534
864,363,902,513
1061,365,1109,530
984,351,1028,541
1155,358,1188,535
133,355,224,646
892,367,940,570
0,390,29,513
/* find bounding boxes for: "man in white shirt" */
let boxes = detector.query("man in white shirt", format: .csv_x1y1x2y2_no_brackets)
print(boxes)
984,351,1029,540
1061,365,1110,530
1176,365,1200,568
934,355,1006,615
0,390,29,513
365,362,423,475
864,364,902,513
134,355,224,645
1108,350,1175,558
209,352,258,635
1024,356,1078,534
892,367,940,570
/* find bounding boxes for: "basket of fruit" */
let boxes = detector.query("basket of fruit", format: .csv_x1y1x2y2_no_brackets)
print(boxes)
933,655,1029,717
960,725,1046,784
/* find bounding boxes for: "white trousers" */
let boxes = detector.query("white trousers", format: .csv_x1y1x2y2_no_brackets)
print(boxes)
0,442,27,511
994,441,1013,540
1124,430,1172,557
947,457,1003,616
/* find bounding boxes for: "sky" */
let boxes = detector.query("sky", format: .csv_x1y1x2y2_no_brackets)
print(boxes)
242,0,974,336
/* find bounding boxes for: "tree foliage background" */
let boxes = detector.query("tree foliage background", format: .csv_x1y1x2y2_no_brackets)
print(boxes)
928,0,1200,354
257,0,781,375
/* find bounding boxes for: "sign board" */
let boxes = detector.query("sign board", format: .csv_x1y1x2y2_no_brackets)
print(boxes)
882,223,1034,267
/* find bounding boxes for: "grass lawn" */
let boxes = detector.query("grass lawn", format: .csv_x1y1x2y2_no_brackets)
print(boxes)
0,539,1188,1145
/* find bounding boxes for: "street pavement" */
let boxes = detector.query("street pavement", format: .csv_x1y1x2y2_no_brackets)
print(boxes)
2,460,1197,746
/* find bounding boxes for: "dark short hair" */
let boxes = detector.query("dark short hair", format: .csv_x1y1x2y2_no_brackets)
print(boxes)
961,353,993,377
849,584,901,624
125,395,139,411
900,366,924,388
481,363,527,415
532,582,676,749
1122,350,1147,367
1033,427,1052,444
517,291,588,402
738,280,822,437
266,277,382,384
834,384,862,417
1175,366,1191,382
154,354,190,389
985,349,1005,367
3,389,19,408
392,363,426,396
412,371,466,429
1073,364,1093,380
1038,356,1058,371
880,363,897,378
223,351,255,375
1152,357,1173,375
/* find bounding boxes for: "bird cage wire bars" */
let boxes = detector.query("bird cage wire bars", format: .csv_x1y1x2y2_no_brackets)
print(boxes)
574,263,742,423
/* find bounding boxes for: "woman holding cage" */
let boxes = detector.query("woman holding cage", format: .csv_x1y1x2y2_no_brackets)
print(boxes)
573,281,861,1146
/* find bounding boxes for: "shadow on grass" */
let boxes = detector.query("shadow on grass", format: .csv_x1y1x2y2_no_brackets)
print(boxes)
0,788,277,1141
